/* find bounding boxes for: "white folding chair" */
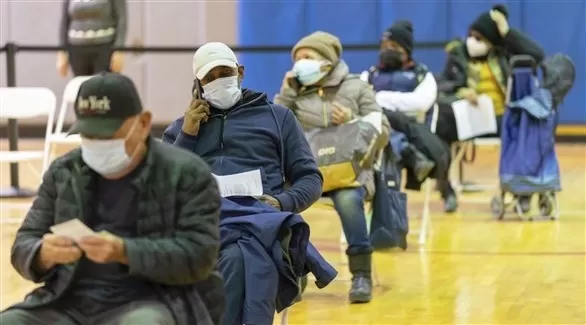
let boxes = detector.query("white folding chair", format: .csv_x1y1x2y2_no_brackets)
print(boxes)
0,87,57,177
417,103,440,245
450,138,501,193
47,76,93,160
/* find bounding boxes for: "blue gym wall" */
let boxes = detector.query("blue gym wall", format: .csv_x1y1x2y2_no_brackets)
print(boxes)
238,0,585,125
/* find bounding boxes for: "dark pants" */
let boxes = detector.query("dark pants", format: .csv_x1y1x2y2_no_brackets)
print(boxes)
67,43,113,76
328,187,373,255
0,300,175,325
217,244,245,325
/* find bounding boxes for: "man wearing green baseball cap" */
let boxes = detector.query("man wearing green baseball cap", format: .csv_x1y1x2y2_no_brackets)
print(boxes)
69,71,144,139
4,72,224,325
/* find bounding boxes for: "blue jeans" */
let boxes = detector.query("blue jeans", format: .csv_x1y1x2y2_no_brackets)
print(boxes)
328,187,373,255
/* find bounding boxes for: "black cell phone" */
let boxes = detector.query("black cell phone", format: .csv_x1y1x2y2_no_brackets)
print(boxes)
192,78,203,99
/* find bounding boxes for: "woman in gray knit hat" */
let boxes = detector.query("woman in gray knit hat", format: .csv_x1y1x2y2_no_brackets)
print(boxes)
275,31,390,304
56,0,127,77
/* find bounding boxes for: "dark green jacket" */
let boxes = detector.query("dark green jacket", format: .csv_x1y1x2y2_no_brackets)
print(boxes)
438,28,545,102
9,138,224,324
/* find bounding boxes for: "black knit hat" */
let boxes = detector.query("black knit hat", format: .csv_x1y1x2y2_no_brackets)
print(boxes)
382,20,414,56
470,4,509,45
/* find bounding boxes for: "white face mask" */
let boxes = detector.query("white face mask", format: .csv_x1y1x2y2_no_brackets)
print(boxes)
81,118,140,176
202,76,242,110
292,59,330,86
466,37,490,58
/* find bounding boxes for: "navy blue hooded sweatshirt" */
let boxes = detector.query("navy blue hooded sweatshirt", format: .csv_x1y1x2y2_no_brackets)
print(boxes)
162,89,323,214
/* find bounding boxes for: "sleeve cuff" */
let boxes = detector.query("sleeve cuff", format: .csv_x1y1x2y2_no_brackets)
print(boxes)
274,192,294,213
174,131,199,150
123,238,142,276
25,240,57,282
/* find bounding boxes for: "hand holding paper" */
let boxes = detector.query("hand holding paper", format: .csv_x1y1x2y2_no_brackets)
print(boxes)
49,219,127,264
457,88,478,106
78,231,127,264
36,233,83,271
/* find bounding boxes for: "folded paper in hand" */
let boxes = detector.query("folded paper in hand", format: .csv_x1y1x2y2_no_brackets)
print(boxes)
212,169,264,198
50,219,95,242
452,94,498,141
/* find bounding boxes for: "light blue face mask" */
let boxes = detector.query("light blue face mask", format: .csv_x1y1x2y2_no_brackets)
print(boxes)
81,118,140,176
292,59,330,86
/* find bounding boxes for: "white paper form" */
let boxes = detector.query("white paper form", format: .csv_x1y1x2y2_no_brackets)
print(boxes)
212,169,264,198
359,112,384,135
452,94,498,141
50,219,96,242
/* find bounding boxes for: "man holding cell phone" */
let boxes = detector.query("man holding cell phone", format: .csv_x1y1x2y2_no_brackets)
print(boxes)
162,42,332,325
3,72,224,325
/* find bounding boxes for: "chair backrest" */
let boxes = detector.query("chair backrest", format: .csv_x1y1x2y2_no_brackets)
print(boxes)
0,87,57,119
55,76,93,134
0,87,57,174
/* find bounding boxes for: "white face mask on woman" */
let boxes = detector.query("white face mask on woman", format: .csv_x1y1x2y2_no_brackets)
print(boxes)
81,118,140,176
292,59,330,86
466,37,490,58
202,76,242,110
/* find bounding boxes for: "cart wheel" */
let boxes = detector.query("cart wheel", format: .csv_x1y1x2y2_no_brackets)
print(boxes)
539,193,554,218
490,196,505,220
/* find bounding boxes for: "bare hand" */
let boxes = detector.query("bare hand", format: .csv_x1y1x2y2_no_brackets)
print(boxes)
110,51,124,73
331,102,351,125
282,71,297,89
78,231,126,264
56,52,69,78
37,234,82,271
182,99,210,136
258,195,282,210
459,88,479,106
490,10,510,37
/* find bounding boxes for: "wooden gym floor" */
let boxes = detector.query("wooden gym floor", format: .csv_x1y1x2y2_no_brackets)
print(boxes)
1,140,584,324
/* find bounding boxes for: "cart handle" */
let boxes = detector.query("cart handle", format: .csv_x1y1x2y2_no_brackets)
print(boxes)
509,55,537,75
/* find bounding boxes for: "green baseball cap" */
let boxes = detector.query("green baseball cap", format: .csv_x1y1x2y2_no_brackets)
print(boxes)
68,72,143,138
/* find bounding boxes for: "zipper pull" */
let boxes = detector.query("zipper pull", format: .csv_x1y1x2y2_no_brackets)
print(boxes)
319,88,327,128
